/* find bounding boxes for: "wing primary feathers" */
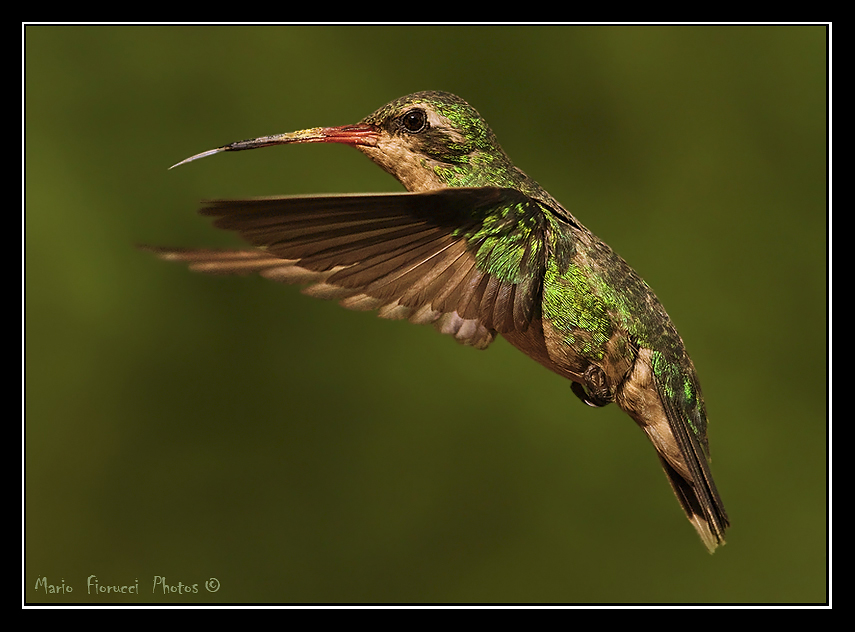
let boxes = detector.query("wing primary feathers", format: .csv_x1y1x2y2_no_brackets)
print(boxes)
146,187,551,347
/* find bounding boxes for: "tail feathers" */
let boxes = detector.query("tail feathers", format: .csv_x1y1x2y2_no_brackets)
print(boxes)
655,366,729,553
657,455,729,553
616,347,729,552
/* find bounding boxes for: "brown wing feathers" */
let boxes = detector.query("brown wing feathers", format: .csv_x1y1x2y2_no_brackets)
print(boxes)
148,189,545,349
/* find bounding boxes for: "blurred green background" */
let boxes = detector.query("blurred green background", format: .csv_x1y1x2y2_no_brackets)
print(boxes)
25,25,827,604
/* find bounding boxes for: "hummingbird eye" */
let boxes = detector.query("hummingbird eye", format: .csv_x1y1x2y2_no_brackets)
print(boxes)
400,109,428,134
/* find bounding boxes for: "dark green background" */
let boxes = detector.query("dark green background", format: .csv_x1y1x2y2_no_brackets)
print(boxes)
25,25,827,603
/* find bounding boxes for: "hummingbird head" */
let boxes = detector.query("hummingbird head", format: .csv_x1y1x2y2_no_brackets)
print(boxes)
169,91,517,193
355,91,514,192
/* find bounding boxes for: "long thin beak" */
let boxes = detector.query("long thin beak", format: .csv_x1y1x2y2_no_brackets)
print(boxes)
169,123,379,169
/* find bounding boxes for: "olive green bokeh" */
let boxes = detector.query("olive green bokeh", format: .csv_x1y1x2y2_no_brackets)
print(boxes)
25,25,827,603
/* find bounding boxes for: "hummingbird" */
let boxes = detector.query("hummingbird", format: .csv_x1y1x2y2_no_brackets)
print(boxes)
151,91,729,552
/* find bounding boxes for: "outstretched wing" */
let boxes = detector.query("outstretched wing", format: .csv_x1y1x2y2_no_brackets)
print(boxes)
148,187,551,349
